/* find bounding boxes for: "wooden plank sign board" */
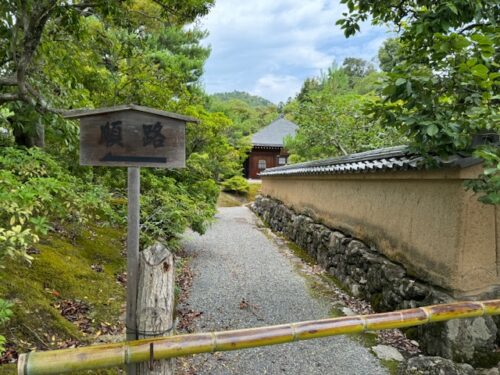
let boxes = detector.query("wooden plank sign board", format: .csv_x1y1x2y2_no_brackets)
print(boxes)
64,104,197,168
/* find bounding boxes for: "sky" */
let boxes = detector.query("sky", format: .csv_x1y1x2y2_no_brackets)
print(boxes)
198,0,391,104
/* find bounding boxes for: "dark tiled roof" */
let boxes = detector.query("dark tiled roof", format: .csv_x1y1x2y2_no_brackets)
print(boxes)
259,145,481,176
252,117,298,147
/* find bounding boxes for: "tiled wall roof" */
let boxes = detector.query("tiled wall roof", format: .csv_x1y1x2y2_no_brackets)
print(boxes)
259,146,480,177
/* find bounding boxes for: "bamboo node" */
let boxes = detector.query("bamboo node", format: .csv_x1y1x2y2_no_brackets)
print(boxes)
211,332,218,353
17,353,28,375
125,344,131,365
478,302,487,316
290,323,298,341
420,307,431,322
360,315,368,332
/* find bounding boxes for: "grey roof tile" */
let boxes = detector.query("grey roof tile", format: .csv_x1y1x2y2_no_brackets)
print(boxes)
259,145,481,177
252,117,298,147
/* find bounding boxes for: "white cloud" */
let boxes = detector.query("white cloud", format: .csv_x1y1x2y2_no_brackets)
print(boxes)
200,0,390,103
251,74,303,104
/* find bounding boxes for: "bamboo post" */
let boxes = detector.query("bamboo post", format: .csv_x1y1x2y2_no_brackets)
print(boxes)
127,167,141,375
137,243,175,375
17,300,500,375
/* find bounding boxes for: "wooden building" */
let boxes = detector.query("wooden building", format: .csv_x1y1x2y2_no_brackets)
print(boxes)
244,116,298,179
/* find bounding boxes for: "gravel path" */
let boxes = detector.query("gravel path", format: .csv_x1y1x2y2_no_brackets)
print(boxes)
179,206,388,375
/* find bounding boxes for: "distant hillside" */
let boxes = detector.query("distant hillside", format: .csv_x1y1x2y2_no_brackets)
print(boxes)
208,91,279,145
211,91,274,108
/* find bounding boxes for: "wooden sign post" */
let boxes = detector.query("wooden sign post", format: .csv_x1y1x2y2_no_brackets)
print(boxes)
65,104,197,374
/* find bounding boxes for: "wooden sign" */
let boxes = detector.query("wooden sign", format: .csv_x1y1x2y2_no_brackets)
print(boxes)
64,104,197,168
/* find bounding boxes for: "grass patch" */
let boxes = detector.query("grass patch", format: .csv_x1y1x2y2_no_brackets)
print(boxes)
0,225,126,374
246,182,261,202
285,241,316,266
380,359,401,375
217,180,261,208
217,192,243,207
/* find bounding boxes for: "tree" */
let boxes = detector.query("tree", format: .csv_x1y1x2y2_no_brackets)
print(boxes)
377,38,402,73
285,66,404,162
337,0,500,204
296,78,322,103
207,94,279,146
0,0,214,146
341,57,375,87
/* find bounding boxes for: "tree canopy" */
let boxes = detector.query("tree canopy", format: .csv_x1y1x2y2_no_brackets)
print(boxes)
284,61,403,163
207,92,279,148
337,0,499,204
0,0,251,267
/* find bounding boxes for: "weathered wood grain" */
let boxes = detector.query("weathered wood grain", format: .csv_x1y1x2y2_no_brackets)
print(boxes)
126,167,140,375
79,111,186,168
137,243,175,375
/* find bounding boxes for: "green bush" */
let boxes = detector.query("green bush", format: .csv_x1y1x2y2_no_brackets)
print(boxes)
221,176,250,194
140,169,218,249
0,147,119,262
0,298,12,352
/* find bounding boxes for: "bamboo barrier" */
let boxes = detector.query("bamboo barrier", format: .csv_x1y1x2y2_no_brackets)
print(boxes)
18,299,500,375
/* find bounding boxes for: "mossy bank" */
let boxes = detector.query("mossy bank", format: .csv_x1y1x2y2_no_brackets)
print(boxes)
0,226,126,374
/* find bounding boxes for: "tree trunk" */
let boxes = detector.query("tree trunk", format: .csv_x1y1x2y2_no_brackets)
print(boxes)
12,117,44,147
137,243,175,375
33,117,45,147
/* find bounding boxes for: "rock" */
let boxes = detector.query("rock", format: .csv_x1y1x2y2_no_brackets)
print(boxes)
398,356,475,375
477,368,499,375
382,262,406,283
328,231,345,254
420,317,498,364
372,345,404,362
350,283,361,297
253,196,500,365
341,307,356,316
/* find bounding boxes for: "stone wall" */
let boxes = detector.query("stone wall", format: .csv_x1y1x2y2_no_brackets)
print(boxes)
260,170,499,297
252,195,499,365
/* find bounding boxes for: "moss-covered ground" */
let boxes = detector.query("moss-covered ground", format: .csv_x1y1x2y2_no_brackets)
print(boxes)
217,192,243,207
217,181,262,207
0,225,127,374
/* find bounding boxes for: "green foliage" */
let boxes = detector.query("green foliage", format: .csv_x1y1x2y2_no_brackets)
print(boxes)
285,65,405,162
221,176,250,194
185,104,246,181
207,94,279,146
338,0,500,204
0,298,13,352
465,146,500,205
378,39,402,73
211,91,274,107
0,0,238,258
0,148,119,262
140,169,218,248
0,226,126,358
342,57,375,88
0,108,14,146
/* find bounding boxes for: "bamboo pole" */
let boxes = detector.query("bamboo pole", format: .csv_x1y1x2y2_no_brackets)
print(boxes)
18,300,500,375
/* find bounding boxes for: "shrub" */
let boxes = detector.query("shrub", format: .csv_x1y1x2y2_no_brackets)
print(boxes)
221,176,250,194
0,298,12,352
0,147,119,262
140,169,218,249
